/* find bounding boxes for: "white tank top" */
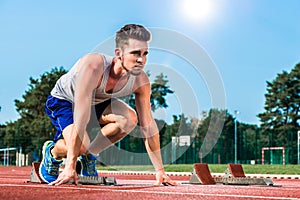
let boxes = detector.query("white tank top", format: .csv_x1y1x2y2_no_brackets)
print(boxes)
51,54,135,104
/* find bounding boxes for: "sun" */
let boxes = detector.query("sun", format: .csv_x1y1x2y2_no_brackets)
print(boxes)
182,0,214,22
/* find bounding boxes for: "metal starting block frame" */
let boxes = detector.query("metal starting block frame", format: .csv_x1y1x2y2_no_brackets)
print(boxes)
29,162,117,185
189,163,274,186
215,177,274,186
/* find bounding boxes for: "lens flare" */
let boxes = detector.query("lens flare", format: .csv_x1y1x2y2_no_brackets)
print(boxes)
183,0,214,22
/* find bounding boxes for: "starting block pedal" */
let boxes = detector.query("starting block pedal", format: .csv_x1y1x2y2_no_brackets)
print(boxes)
28,162,117,185
189,163,216,185
224,164,246,178
29,162,44,183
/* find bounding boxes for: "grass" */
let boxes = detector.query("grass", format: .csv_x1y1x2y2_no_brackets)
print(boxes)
98,164,300,175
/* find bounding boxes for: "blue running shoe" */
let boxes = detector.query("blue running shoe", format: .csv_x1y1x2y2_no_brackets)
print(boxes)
39,141,63,183
77,154,98,177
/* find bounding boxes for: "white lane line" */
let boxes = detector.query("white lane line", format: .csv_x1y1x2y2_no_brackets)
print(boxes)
0,183,299,200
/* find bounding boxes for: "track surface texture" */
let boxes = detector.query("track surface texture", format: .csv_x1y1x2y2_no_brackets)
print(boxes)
0,166,300,200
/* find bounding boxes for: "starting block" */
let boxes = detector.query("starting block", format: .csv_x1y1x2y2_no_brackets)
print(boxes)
189,163,216,184
29,162,117,185
29,162,44,183
189,163,274,186
221,164,274,186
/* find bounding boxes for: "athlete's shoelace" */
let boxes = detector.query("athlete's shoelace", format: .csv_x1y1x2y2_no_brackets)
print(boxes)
85,157,96,174
46,159,60,175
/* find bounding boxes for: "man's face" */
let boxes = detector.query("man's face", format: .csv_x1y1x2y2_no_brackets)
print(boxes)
119,38,149,76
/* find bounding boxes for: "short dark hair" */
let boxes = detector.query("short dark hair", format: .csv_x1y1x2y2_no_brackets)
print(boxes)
115,24,151,49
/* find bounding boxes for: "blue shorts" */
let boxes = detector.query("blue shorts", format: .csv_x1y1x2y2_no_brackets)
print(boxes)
45,95,111,142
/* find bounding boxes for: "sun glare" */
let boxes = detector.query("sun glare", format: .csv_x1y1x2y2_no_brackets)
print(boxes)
182,0,214,22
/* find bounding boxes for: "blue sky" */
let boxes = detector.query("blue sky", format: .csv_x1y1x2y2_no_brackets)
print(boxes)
0,0,299,125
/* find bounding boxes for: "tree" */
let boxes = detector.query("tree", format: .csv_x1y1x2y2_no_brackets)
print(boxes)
258,63,300,129
196,109,227,163
4,67,67,154
118,73,174,154
258,63,300,163
195,109,261,164
0,124,6,147
237,123,260,163
150,73,174,111
123,72,174,111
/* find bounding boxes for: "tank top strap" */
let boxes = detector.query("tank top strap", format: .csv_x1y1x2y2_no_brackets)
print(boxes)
98,54,113,91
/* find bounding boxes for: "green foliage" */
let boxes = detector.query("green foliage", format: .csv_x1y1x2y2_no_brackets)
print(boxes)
3,67,67,154
258,63,300,163
194,109,261,164
124,73,174,111
258,63,300,129
150,73,174,111
118,73,175,153
0,125,6,147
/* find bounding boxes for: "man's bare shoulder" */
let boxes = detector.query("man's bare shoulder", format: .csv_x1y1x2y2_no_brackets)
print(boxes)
77,53,105,72
81,53,104,66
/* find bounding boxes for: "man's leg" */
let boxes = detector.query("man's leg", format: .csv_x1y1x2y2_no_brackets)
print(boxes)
88,99,138,154
40,95,92,182
50,124,91,159
39,96,73,183
39,125,91,183
51,124,99,177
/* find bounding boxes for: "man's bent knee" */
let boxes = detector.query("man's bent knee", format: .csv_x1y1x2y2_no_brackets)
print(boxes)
120,109,137,133
102,109,137,133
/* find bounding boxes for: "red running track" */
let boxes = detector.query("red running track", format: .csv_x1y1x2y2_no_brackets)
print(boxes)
0,166,300,200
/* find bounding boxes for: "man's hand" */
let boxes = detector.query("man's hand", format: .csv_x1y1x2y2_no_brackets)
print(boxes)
49,167,78,186
154,169,179,186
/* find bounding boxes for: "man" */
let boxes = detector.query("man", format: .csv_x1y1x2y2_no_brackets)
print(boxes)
39,24,178,186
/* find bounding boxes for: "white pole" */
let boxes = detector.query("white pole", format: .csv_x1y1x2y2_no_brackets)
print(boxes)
7,148,10,166
262,148,265,165
282,147,285,165
234,118,237,163
3,149,6,166
298,131,300,165
19,147,22,167
234,110,239,164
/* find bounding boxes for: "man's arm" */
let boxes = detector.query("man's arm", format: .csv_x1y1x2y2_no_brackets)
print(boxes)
134,75,178,186
50,53,104,185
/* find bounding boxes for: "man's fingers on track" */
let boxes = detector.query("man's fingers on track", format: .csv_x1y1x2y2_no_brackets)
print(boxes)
49,180,58,186
49,178,64,186
162,180,180,186
54,179,65,186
